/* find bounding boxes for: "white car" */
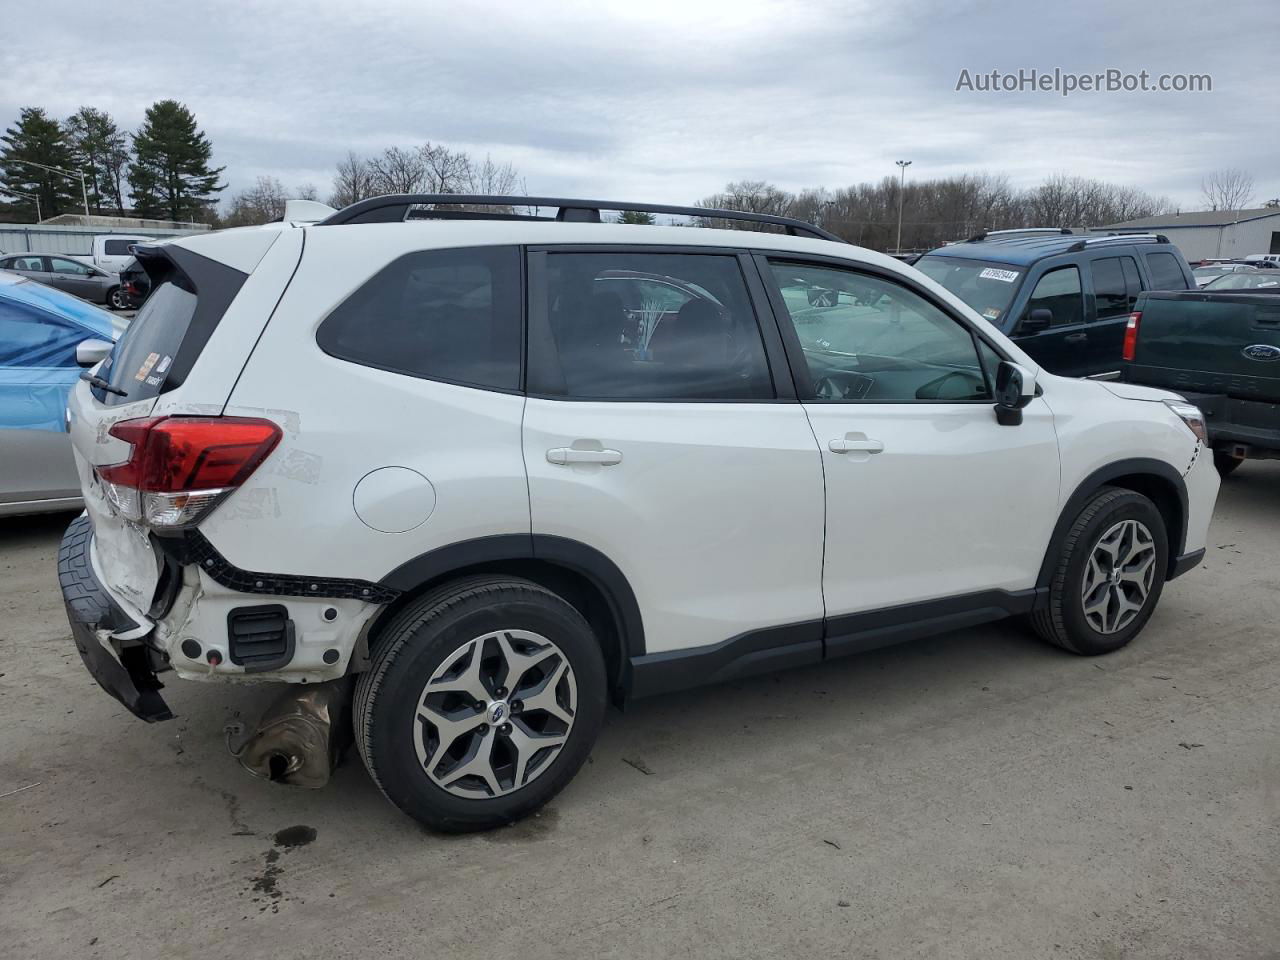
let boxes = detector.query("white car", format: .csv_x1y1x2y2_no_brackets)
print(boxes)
60,196,1219,831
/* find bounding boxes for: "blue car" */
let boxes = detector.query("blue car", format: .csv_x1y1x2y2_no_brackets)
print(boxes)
0,271,127,516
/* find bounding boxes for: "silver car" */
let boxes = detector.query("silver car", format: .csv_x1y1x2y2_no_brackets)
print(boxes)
0,253,127,309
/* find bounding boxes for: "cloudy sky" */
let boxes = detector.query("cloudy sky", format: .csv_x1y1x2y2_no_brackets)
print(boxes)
3,0,1275,211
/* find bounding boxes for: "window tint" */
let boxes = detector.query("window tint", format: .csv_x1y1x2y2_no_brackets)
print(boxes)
5,256,44,272
530,252,773,401
97,279,197,401
1146,252,1186,290
0,300,86,367
1026,266,1083,327
317,246,521,391
768,261,990,402
102,239,138,255
49,257,92,275
1091,257,1132,320
1120,256,1143,301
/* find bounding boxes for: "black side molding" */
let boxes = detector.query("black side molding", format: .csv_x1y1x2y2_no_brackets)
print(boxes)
1168,548,1205,580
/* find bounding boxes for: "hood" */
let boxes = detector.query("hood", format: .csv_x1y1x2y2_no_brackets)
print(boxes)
1100,381,1182,403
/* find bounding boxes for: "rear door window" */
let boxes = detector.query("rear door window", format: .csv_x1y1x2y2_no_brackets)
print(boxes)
1090,257,1135,320
1026,266,1083,327
317,245,522,391
1146,252,1187,289
528,251,774,401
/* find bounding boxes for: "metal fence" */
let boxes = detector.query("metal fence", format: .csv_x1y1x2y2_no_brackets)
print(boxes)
0,223,209,257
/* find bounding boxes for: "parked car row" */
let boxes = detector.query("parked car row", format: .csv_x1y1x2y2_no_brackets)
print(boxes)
0,235,156,311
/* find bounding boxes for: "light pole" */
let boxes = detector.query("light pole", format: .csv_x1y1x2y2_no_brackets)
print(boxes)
895,160,912,255
11,158,90,217
0,185,40,222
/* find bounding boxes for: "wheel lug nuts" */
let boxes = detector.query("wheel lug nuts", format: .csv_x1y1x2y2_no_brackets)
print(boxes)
511,700,522,713
501,723,512,734
496,687,507,697
478,724,488,734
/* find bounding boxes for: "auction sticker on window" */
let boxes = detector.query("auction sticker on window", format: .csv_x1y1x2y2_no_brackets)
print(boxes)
979,267,1020,282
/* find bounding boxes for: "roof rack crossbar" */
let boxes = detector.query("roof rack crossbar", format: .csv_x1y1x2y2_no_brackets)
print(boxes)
1067,233,1169,252
316,194,844,242
967,227,1072,242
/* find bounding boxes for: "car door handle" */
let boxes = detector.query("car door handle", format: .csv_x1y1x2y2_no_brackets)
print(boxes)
829,437,884,454
546,447,623,466
1063,332,1089,344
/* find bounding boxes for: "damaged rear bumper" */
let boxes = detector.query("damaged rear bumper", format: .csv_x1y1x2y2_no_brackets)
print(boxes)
59,515,173,722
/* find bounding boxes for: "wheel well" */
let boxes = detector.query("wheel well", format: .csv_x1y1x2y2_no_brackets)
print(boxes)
1104,472,1185,573
360,559,628,701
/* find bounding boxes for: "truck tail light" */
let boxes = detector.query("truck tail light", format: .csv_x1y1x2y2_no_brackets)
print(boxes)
1122,311,1142,362
96,417,282,528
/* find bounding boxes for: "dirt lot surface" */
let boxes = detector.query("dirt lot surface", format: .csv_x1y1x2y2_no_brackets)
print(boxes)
2,465,1277,959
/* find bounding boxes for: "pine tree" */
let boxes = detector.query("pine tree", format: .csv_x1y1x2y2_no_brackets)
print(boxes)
127,100,225,221
65,107,130,216
0,107,79,220
617,210,656,225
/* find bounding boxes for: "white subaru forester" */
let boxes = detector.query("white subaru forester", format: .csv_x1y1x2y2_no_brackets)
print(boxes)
60,195,1218,831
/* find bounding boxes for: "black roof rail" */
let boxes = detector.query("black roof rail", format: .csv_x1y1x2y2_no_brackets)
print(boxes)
316,194,844,242
966,227,1072,243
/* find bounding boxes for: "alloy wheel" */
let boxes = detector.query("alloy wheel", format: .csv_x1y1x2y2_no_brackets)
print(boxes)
1080,519,1157,634
413,629,577,799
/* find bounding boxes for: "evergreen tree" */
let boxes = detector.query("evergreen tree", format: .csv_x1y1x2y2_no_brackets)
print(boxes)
617,210,656,225
128,100,225,221
0,107,78,220
65,107,130,216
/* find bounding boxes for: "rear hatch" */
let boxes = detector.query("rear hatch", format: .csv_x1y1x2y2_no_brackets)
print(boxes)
1127,291,1280,403
66,230,296,628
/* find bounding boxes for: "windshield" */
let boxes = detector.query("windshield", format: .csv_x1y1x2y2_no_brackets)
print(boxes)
914,256,1023,324
1205,273,1280,290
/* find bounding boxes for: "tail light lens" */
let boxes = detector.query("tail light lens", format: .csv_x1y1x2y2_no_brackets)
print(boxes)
1122,311,1142,361
96,417,282,527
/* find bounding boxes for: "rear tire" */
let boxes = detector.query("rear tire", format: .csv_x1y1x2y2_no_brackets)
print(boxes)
1031,487,1169,655
107,286,127,310
1213,451,1244,477
354,576,606,832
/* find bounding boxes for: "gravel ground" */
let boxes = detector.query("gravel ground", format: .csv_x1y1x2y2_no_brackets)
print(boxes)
1,464,1277,959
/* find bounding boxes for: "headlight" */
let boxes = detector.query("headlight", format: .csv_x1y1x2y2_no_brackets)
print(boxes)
1164,399,1207,444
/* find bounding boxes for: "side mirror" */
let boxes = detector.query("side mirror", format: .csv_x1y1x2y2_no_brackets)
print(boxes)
994,360,1036,426
76,338,113,367
1020,308,1053,333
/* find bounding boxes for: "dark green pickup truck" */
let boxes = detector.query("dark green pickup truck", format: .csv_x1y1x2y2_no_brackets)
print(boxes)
1123,289,1280,475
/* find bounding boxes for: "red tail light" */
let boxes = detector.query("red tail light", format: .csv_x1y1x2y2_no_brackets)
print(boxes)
1122,311,1142,362
97,417,282,527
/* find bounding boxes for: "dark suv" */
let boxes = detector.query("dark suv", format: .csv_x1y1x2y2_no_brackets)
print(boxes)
915,230,1194,378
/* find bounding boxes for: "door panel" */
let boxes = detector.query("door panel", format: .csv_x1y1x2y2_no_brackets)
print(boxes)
524,399,825,654
804,401,1059,616
1012,264,1090,377
760,255,1062,623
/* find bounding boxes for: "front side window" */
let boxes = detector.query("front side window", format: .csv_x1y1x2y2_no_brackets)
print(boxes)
317,246,521,391
48,257,93,276
530,252,773,401
1146,252,1187,290
0,300,86,367
768,261,991,402
1025,266,1083,327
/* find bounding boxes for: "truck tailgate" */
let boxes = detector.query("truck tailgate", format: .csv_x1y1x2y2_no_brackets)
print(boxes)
1127,292,1280,403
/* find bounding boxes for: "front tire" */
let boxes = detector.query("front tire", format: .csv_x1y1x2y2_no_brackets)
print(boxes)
1031,487,1169,655
354,576,606,832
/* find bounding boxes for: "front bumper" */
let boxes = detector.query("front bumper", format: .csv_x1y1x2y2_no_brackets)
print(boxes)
58,515,172,722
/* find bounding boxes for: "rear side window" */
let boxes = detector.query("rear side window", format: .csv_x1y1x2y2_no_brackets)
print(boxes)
528,252,773,401
1146,252,1187,290
102,239,137,255
1091,257,1139,320
317,246,521,392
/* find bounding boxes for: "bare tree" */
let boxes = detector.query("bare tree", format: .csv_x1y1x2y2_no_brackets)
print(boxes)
367,146,427,194
223,175,320,226
329,151,378,207
1201,168,1254,211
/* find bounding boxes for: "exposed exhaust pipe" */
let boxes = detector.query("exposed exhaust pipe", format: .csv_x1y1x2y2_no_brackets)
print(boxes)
226,678,353,789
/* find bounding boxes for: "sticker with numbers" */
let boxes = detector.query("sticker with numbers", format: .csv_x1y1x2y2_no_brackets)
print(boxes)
979,267,1019,283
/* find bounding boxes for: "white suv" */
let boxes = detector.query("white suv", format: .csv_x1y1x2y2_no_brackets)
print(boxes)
60,195,1218,831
